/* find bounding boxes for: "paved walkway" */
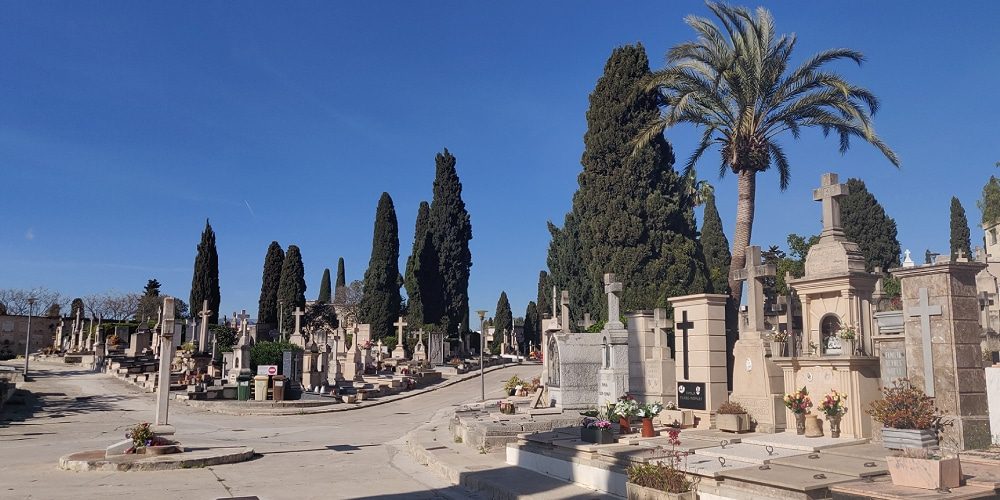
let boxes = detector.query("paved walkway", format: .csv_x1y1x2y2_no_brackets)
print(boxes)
0,361,542,500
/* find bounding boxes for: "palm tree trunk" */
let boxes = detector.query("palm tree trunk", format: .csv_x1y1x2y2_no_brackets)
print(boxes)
728,169,757,307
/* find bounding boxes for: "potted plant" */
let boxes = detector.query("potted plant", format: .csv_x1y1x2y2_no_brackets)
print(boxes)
866,380,941,450
838,324,857,356
502,375,523,396
783,386,813,435
580,417,616,444
660,401,695,428
626,429,695,499
716,400,750,433
886,447,961,490
107,334,121,347
125,422,180,455
499,401,516,415
636,402,664,437
769,331,788,357
817,390,848,438
614,394,640,434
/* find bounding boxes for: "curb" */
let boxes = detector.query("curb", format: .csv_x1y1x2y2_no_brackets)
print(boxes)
180,362,532,416
58,446,256,472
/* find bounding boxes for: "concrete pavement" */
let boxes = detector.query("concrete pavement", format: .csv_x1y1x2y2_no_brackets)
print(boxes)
0,361,542,500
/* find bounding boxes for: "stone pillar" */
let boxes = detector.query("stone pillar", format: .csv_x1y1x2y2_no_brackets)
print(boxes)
155,297,176,430
892,261,991,450
625,309,676,407
667,294,729,427
597,274,629,408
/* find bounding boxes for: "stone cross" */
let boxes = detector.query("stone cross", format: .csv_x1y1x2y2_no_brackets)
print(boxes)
394,316,407,338
292,307,305,335
675,310,694,380
955,249,968,262
907,287,942,397
155,297,176,427
198,300,212,353
577,312,595,331
604,273,624,329
551,286,558,319
813,172,849,238
560,290,570,333
730,245,776,334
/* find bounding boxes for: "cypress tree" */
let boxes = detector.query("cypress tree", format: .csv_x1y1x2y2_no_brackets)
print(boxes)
317,268,332,303
523,301,539,349
334,257,346,302
428,149,473,335
950,197,972,260
189,219,221,324
841,178,901,271
979,176,1000,225
546,213,589,322
136,279,162,323
549,44,708,318
700,191,731,295
257,241,284,327
536,271,551,321
276,245,307,334
405,201,444,327
359,192,402,339
494,291,512,347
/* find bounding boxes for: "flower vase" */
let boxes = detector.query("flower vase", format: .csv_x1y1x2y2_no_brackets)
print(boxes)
619,416,631,434
640,417,657,437
828,415,842,438
841,339,856,357
795,413,806,435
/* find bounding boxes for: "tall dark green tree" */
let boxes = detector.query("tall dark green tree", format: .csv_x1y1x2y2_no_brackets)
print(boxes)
136,278,162,323
536,271,551,321
493,291,512,347
979,176,1000,225
700,191,731,295
546,213,590,322
951,197,972,260
404,201,444,327
428,149,473,335
70,298,84,320
334,257,346,302
523,301,539,350
276,245,307,334
257,241,285,327
841,178,901,271
317,268,332,303
189,219,221,324
549,44,709,320
359,192,402,339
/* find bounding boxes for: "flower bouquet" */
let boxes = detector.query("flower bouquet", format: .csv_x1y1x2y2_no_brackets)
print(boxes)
818,390,848,437
783,387,812,435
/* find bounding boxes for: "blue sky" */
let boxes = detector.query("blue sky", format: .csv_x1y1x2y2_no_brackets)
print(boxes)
3,2,999,322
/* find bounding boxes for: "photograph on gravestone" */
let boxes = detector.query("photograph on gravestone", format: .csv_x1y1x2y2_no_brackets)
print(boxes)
677,382,706,410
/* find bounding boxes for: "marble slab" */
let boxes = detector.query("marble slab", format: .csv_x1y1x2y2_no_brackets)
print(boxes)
694,442,807,464
741,432,867,451
719,462,856,492
770,452,888,478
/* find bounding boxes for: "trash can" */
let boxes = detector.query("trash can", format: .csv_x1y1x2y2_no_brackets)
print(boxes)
236,373,252,401
253,375,269,401
272,375,286,401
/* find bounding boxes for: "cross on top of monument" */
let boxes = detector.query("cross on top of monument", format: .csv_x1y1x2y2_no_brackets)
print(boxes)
393,316,408,337
603,273,624,329
292,306,305,334
730,245,776,334
813,172,849,238
199,299,212,320
577,312,595,330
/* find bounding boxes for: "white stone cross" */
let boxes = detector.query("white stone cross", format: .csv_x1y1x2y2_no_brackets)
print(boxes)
155,297,176,427
813,173,849,238
577,312,595,331
730,245,776,334
907,287,942,397
560,290,571,333
604,274,623,328
292,307,305,334
393,316,408,338
199,300,212,323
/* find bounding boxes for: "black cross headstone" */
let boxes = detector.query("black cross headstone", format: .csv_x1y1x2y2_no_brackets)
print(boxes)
675,311,694,380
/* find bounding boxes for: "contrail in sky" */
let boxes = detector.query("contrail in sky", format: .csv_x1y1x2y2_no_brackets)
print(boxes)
244,199,256,217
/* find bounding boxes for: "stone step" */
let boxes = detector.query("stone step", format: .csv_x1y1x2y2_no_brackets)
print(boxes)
693,442,808,465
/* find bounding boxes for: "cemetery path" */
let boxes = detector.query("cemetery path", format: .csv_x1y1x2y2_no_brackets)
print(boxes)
0,361,538,500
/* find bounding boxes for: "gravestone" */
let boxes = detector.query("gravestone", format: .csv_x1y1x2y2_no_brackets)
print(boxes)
289,307,306,348
228,311,252,383
626,308,675,406
892,260,991,449
429,331,444,365
392,317,408,359
729,245,786,433
547,331,603,409
597,274,630,408
155,297,177,430
197,300,212,354
666,293,729,426
127,329,152,357
412,329,427,363
282,349,304,391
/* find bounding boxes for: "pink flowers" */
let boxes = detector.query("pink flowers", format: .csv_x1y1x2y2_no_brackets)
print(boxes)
782,386,813,414
818,390,848,417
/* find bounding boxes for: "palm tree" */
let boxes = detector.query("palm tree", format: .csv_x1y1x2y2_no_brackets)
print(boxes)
636,2,899,306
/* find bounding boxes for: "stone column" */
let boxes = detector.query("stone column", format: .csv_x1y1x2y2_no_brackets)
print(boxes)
892,261,991,450
154,297,176,431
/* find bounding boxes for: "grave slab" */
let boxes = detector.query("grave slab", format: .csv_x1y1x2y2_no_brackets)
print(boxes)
742,432,867,451
830,475,998,500
718,462,856,492
670,453,755,478
634,436,721,453
678,428,752,443
770,452,888,478
522,430,579,445
822,443,894,461
550,438,608,454
695,442,807,464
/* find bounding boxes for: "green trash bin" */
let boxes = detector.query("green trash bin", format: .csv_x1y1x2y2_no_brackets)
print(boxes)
236,373,253,401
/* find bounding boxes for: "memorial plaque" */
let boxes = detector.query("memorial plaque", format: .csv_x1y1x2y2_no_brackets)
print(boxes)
677,382,706,410
879,343,907,387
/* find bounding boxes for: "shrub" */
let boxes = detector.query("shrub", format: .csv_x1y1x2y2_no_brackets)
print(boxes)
716,401,747,414
866,379,940,430
627,462,691,494
503,375,523,392
250,341,302,370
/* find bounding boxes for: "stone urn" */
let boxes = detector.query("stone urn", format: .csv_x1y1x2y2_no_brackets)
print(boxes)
804,414,824,437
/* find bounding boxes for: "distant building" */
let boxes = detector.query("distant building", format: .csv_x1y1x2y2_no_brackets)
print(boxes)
0,314,58,359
